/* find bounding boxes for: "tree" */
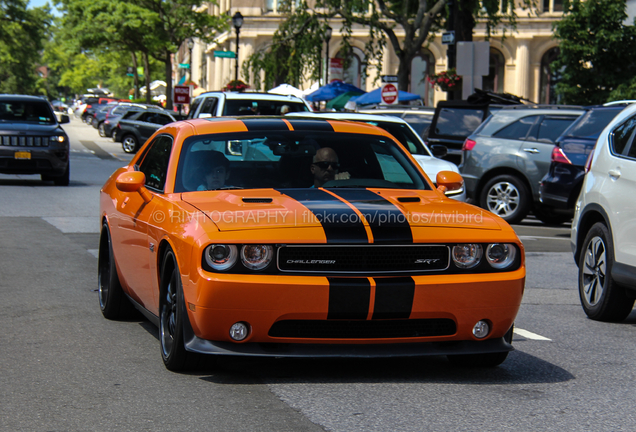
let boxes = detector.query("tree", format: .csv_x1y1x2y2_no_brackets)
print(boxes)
0,0,52,94
553,0,636,105
244,0,524,92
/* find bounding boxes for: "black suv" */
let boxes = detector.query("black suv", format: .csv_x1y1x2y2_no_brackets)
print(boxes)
0,95,71,185
427,90,525,164
114,108,176,153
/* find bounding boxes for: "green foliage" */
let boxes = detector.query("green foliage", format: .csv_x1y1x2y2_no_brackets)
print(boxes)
553,0,636,105
243,0,533,92
0,0,52,94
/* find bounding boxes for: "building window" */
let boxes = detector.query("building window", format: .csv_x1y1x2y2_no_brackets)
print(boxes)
336,47,365,89
543,0,564,12
483,48,505,93
410,50,435,106
540,47,561,104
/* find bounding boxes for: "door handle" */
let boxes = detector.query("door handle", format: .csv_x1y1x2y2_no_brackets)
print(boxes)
523,148,540,154
608,169,621,179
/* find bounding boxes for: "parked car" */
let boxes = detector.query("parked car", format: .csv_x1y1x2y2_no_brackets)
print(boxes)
459,105,584,224
84,101,119,125
358,105,435,140
187,92,311,119
114,108,176,153
0,94,70,185
99,116,525,371
102,102,154,139
539,104,629,217
571,103,636,322
286,111,466,201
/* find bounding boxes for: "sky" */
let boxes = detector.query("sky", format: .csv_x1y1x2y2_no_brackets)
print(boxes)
28,0,61,16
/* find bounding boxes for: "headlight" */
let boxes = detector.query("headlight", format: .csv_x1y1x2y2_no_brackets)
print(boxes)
452,244,482,269
204,244,238,271
486,244,516,269
240,245,274,270
50,135,66,143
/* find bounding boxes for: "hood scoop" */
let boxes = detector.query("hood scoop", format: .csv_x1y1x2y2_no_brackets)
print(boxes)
397,197,421,203
242,197,273,203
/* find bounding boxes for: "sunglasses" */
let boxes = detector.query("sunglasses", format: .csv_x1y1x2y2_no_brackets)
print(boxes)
312,161,340,170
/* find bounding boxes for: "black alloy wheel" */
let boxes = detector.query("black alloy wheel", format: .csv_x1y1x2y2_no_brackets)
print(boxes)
578,222,634,322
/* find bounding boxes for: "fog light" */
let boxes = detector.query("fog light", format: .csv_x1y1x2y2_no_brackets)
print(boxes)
229,322,249,341
473,320,490,339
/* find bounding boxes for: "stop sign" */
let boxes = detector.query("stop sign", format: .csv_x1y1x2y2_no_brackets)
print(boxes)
381,83,398,105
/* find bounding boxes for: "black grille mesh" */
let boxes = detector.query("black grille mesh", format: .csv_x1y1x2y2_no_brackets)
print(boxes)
278,245,449,273
268,319,456,339
1,135,49,147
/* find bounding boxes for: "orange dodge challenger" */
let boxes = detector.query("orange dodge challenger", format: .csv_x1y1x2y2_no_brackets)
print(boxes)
99,117,525,371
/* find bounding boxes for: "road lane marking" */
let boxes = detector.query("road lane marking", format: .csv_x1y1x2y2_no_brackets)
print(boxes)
80,140,116,160
514,328,552,341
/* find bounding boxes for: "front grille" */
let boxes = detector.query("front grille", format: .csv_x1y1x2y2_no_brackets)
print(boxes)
278,245,449,273
1,135,49,147
268,319,456,338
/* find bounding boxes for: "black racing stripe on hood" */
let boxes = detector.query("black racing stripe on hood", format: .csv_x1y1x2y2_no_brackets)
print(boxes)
275,188,369,244
287,120,335,132
329,189,413,244
241,118,290,131
372,277,415,320
327,277,370,320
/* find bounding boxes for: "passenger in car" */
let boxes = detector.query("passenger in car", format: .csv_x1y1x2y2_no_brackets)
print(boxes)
196,151,231,191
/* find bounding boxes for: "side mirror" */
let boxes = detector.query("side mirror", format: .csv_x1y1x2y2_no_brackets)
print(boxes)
116,171,152,202
198,113,213,119
436,171,464,193
59,114,70,124
429,144,447,158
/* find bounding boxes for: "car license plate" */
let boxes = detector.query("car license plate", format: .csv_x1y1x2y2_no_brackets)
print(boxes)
14,151,31,160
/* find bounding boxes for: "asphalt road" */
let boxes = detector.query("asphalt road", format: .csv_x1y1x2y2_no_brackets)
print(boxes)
1,117,635,431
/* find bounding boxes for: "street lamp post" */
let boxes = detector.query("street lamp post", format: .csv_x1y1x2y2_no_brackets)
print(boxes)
232,11,244,83
187,38,194,83
324,25,332,84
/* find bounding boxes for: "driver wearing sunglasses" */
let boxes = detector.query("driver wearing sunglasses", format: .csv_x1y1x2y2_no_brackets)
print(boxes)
310,147,350,187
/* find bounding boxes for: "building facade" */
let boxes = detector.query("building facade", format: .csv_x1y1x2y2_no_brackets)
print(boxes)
181,0,567,106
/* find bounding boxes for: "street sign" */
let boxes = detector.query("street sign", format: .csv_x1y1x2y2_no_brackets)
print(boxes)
442,31,455,45
381,83,398,105
173,85,191,105
126,66,134,77
214,51,236,58
381,75,398,83
178,63,190,69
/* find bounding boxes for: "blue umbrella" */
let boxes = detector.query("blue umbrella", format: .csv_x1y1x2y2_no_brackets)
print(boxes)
305,81,366,102
351,87,422,105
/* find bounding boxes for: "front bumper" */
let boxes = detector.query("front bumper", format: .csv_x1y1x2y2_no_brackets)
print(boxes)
181,269,525,357
0,145,68,175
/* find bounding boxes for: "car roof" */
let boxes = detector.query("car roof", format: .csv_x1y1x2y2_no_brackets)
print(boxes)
286,111,413,125
359,106,435,115
0,94,52,102
194,91,307,103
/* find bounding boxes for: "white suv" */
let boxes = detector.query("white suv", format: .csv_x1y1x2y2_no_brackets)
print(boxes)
571,103,636,321
187,92,311,118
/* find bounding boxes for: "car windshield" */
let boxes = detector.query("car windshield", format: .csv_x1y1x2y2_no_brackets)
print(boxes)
434,107,484,138
359,121,429,155
175,131,430,192
0,100,56,125
222,100,309,116
402,113,433,137
564,109,622,139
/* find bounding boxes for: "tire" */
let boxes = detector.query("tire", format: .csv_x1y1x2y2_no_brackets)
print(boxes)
533,205,571,226
92,117,99,128
447,325,513,368
98,122,106,137
98,222,136,320
578,222,634,322
159,249,192,371
53,164,70,186
480,175,531,224
122,135,138,153
112,129,119,142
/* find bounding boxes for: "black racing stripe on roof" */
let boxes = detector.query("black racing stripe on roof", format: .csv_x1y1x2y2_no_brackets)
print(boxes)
327,277,371,320
287,120,335,132
329,189,413,244
372,277,415,320
274,188,369,244
241,118,290,131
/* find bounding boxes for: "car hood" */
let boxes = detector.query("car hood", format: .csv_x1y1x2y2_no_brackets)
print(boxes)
411,154,459,182
182,189,502,238
0,123,63,133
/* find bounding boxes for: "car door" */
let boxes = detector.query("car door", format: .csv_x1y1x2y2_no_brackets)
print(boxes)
606,117,636,266
110,136,169,310
517,115,579,197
